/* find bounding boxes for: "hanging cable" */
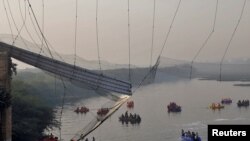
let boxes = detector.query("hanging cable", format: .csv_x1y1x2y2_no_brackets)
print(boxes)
74,0,78,67
12,0,28,46
158,0,181,57
6,0,21,36
27,0,54,59
127,0,131,82
219,0,247,81
96,0,102,71
150,0,156,68
158,0,182,57
40,0,45,54
18,0,43,51
189,0,219,79
2,0,14,41
5,0,32,52
27,6,44,48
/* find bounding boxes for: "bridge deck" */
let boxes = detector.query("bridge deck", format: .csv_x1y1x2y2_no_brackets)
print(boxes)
0,42,132,95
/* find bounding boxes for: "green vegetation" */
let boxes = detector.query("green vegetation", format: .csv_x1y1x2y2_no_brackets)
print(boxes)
11,69,97,141
12,73,59,141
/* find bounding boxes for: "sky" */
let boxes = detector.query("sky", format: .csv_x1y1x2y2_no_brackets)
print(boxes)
0,0,250,69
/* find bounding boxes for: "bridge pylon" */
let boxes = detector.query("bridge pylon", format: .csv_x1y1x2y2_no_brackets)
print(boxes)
0,51,12,141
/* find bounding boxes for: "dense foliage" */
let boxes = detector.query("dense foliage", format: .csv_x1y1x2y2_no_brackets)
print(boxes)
12,79,59,141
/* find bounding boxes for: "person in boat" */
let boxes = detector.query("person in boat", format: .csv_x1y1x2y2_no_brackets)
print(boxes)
181,129,185,137
137,115,141,123
129,113,133,119
191,132,196,140
49,133,54,139
133,113,137,119
238,100,241,104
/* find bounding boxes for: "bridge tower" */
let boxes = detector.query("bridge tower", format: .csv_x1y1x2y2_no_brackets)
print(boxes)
0,51,12,141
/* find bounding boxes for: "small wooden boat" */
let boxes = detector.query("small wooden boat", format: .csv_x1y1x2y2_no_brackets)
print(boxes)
127,101,134,108
167,102,181,113
210,103,224,110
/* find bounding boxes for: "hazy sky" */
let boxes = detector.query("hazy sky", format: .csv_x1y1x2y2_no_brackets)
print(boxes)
0,0,250,69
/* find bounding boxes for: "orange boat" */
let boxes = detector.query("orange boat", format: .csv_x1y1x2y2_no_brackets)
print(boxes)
210,103,224,110
127,101,134,108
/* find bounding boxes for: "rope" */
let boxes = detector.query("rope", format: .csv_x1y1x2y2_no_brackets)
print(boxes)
96,0,102,71
219,0,247,81
158,0,182,57
150,0,156,68
189,0,219,79
127,0,131,82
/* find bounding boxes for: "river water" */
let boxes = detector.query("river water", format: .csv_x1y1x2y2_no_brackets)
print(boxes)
52,74,250,141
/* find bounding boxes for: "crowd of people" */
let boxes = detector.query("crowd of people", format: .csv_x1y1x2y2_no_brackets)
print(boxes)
119,111,141,124
237,99,249,107
181,129,201,141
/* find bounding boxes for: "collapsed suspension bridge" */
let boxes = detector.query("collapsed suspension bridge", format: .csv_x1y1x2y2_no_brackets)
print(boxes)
0,0,249,141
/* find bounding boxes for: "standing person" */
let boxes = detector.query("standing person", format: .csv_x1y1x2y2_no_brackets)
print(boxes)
92,136,95,141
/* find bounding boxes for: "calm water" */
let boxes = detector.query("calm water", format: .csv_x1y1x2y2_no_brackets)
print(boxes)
53,75,250,141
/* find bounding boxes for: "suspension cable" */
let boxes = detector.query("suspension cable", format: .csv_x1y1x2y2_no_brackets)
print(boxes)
96,0,102,71
2,0,14,41
127,0,131,82
6,0,20,36
4,0,29,50
18,0,42,51
12,0,28,46
150,0,156,68
74,0,78,67
189,0,219,79
40,0,45,53
27,0,54,59
158,0,182,57
219,0,247,81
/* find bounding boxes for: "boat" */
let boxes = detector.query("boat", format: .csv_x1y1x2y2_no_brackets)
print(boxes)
127,100,134,108
221,98,232,104
237,100,249,107
97,108,109,116
119,112,141,124
167,102,181,113
74,106,89,114
181,136,201,141
209,103,224,110
181,130,201,141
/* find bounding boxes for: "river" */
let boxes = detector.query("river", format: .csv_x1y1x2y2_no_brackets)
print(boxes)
51,74,250,141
